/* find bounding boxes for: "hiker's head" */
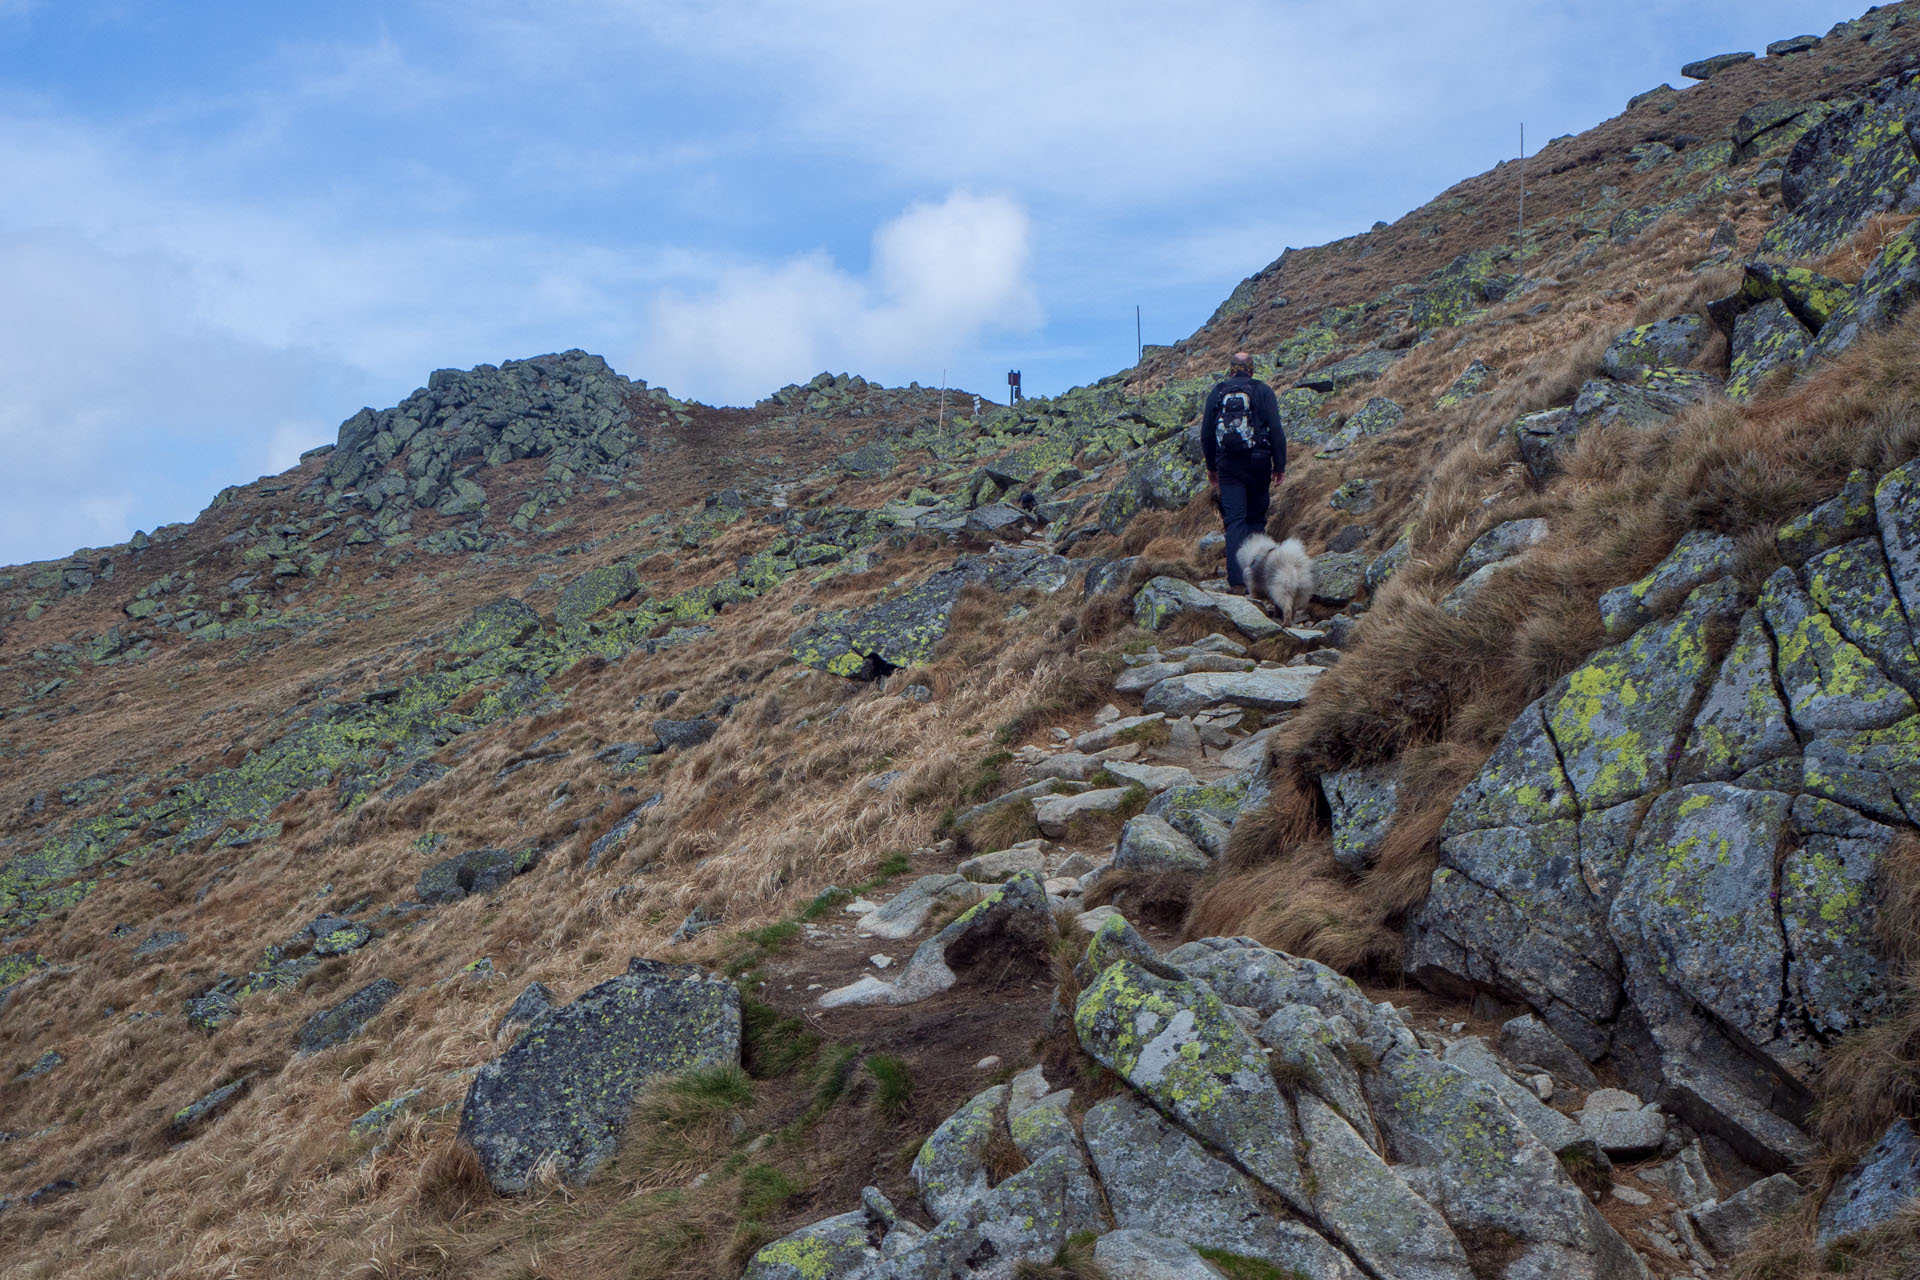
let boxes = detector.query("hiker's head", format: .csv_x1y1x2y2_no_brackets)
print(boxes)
1229,352,1254,376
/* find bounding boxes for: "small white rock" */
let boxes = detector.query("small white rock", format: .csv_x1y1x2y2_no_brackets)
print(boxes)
806,983,822,991
1530,1073,1554,1103
1450,1021,1467,1034
1612,1185,1652,1207
1051,728,1072,742
1094,703,1122,726
977,1055,1002,1071
869,954,895,969
843,897,878,916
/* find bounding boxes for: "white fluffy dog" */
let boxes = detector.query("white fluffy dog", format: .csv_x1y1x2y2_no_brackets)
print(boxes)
1236,534,1314,623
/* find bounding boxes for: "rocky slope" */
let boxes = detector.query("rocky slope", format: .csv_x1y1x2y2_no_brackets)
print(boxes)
8,7,1920,1278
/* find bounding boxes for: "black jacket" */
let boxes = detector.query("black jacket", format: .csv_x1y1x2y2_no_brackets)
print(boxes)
1201,375,1285,479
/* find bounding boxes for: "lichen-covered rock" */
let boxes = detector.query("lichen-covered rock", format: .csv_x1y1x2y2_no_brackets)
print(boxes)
1762,566,1916,733
417,846,540,905
1817,1119,1920,1247
1733,100,1837,162
1142,668,1322,716
448,597,541,655
1497,1014,1598,1088
1296,1092,1474,1280
495,981,555,1039
1612,785,1793,1053
743,1210,881,1280
457,957,741,1192
1366,524,1414,591
1435,359,1493,409
1132,576,1282,641
1310,550,1368,604
913,1084,1005,1220
1804,537,1920,694
1598,530,1739,633
1364,1041,1651,1280
1112,814,1209,873
1098,434,1207,534
1809,219,1920,362
1441,1036,1585,1156
1780,468,1877,564
555,563,639,629
1322,764,1398,874
1783,795,1896,1038
1675,610,1798,784
1728,299,1813,401
1570,370,1718,433
1601,315,1707,382
1145,777,1254,859
1549,579,1741,810
1876,457,1920,628
1710,261,1851,335
171,1074,253,1137
1075,959,1307,1210
1764,83,1920,260
1802,714,1920,827
877,1148,1105,1280
1082,1093,1363,1280
298,979,401,1054
1091,1230,1226,1280
1261,1004,1376,1148
1317,397,1403,453
1077,912,1161,983
1168,939,1378,1031
1296,349,1403,392
1033,786,1134,838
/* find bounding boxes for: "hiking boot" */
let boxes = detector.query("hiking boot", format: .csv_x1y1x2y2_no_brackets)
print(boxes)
1227,584,1250,596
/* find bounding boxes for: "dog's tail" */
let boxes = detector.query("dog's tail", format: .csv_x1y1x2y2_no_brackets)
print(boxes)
1236,532,1278,588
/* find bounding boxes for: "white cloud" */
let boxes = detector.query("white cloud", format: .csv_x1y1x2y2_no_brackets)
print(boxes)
638,190,1038,404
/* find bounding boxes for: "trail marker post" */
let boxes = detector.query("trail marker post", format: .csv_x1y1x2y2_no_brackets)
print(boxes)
1007,369,1021,405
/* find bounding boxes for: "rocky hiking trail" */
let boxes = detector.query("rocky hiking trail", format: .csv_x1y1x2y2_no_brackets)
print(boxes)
717,588,1761,1279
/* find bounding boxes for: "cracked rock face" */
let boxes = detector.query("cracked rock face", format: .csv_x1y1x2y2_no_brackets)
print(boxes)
1411,456,1920,1172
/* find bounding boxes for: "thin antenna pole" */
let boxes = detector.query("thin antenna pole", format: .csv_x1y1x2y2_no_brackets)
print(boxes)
1136,305,1142,364
1518,123,1526,249
938,369,947,430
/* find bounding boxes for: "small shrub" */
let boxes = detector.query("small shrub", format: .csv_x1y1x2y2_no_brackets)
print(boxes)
742,1000,819,1079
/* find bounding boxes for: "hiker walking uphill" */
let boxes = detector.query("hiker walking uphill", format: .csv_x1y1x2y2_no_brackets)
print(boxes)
1201,352,1286,595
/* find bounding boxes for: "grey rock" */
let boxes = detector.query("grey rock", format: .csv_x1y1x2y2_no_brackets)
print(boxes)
457,957,741,1192
1580,1097,1667,1158
1295,349,1402,393
418,847,538,904
1457,518,1549,578
1497,1015,1598,1089
448,596,541,655
1805,537,1920,695
653,717,717,750
1571,371,1718,435
1310,551,1368,604
1768,35,1820,56
1322,764,1398,874
1033,787,1134,838
495,982,555,1039
1817,1119,1920,1247
170,1074,254,1137
1602,315,1708,382
1442,1036,1585,1155
1690,1174,1807,1257
1296,1092,1473,1280
857,874,981,940
133,930,186,958
1681,51,1753,80
1263,1004,1377,1148
1809,220,1920,362
1784,796,1896,1038
1639,1141,1720,1208
1072,713,1164,753
1765,88,1920,260
1366,524,1414,591
1099,759,1198,792
1091,1231,1224,1280
878,1148,1105,1280
1514,406,1579,482
1146,776,1255,859
819,871,1053,1009
298,978,401,1054
1113,815,1209,873
957,843,1045,882
555,563,638,629
953,779,1084,831
1143,668,1323,716
1082,1093,1363,1280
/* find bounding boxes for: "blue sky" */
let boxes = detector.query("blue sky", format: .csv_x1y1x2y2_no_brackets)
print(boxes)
0,1,1873,565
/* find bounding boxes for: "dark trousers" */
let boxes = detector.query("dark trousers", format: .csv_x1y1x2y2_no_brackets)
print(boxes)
1218,469,1271,588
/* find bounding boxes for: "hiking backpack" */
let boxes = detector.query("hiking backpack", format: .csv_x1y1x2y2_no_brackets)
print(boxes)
1218,388,1265,461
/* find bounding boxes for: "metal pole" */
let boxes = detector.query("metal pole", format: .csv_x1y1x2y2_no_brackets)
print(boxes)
938,369,947,431
1518,123,1526,249
1136,305,1142,364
